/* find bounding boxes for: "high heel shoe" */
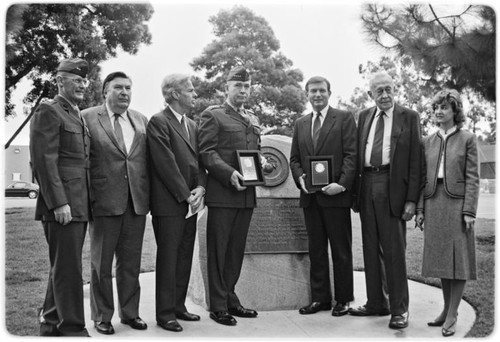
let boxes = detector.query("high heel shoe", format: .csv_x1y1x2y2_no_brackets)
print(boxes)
442,318,457,337
427,319,445,327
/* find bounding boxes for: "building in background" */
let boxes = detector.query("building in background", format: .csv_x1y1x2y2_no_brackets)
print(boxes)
4,145,33,184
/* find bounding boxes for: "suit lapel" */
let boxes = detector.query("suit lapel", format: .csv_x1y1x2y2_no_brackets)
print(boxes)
226,103,250,127
390,104,404,163
126,111,141,156
360,107,377,166
97,105,127,156
56,95,84,127
315,107,336,154
304,113,314,155
165,108,196,154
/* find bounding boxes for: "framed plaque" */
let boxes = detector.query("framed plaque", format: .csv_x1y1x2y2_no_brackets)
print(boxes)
305,155,334,192
236,150,266,186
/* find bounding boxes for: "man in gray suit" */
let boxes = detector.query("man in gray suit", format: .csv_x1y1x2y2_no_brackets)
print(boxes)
82,71,149,335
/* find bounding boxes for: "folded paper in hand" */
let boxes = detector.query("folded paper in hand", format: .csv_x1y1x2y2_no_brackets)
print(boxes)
186,198,205,219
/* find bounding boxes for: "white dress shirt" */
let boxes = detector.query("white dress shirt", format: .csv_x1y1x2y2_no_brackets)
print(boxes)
311,106,328,137
437,126,457,178
365,107,393,167
107,104,135,153
169,105,190,138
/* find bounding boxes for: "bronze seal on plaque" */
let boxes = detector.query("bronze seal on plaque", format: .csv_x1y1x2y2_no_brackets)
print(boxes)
260,146,289,187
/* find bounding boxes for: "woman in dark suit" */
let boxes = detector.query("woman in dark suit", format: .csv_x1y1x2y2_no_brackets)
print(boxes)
415,89,479,337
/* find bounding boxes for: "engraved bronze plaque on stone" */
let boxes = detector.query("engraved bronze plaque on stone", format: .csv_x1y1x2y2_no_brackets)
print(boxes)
245,198,308,253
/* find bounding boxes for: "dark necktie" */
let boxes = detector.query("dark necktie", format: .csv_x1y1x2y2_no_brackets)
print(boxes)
312,112,322,150
370,111,385,167
238,107,250,124
114,113,127,152
180,115,189,139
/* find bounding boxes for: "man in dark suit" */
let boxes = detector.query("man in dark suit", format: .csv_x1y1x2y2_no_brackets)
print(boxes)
349,71,423,330
147,74,206,332
82,72,149,335
30,58,91,336
198,66,262,326
290,76,357,317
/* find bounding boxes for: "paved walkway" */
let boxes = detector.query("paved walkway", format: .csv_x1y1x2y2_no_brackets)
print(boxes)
83,271,475,339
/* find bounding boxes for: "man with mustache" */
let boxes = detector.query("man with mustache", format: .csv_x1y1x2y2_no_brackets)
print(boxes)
198,66,261,326
349,71,423,330
82,72,150,335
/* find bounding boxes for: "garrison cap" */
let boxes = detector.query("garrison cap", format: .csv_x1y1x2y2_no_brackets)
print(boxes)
227,66,250,82
57,58,89,78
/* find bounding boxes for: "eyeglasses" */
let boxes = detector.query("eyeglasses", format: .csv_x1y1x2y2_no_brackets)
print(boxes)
62,76,90,87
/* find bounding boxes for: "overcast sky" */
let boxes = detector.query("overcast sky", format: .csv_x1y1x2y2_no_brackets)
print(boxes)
2,0,495,146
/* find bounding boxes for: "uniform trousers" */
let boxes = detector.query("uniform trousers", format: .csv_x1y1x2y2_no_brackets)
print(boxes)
89,198,146,322
41,220,88,336
359,169,409,315
207,207,253,312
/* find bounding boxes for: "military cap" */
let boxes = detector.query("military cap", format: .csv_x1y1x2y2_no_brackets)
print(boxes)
57,58,89,78
227,66,250,82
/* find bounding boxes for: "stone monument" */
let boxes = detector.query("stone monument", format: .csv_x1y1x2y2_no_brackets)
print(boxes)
188,135,312,311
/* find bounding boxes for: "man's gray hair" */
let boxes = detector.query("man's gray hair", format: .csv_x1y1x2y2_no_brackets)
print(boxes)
161,74,192,104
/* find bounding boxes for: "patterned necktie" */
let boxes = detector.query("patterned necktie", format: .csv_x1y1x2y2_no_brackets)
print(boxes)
370,111,385,167
312,112,322,150
114,113,127,152
180,115,189,139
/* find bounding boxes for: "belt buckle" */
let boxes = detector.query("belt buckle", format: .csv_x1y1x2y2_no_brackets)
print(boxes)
373,166,381,172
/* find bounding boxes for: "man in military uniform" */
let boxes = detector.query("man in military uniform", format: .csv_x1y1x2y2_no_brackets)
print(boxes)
30,58,91,336
198,66,261,326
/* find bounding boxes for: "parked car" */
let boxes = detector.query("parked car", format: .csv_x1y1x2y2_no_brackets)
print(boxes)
5,181,39,199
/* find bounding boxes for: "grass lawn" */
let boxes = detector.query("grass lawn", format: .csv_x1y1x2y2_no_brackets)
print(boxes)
3,206,495,337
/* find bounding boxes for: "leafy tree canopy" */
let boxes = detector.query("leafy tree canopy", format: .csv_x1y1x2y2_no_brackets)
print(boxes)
5,3,154,118
190,6,307,136
361,4,495,102
335,55,495,142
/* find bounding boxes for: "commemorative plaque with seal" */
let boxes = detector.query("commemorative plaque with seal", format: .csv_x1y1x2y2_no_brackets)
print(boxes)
305,155,334,192
236,150,265,186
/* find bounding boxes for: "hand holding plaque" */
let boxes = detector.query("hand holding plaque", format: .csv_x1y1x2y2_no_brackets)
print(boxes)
236,150,266,186
305,155,334,192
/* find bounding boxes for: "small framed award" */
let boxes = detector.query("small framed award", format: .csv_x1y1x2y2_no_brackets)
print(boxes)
305,155,334,192
236,150,266,186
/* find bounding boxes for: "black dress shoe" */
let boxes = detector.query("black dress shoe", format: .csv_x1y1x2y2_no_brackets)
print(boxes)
176,311,201,321
121,317,148,330
427,319,446,327
94,321,115,335
299,302,331,315
332,302,349,316
389,312,409,329
348,305,390,316
228,306,258,318
209,311,237,326
158,319,183,332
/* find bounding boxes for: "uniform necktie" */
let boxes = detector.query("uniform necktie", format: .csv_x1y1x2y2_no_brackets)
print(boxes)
238,107,250,124
114,113,127,152
180,115,190,139
370,111,385,167
312,112,322,150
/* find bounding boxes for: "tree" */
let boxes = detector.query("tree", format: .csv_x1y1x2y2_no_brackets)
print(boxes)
345,55,495,141
5,3,154,119
361,4,495,102
190,6,307,135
